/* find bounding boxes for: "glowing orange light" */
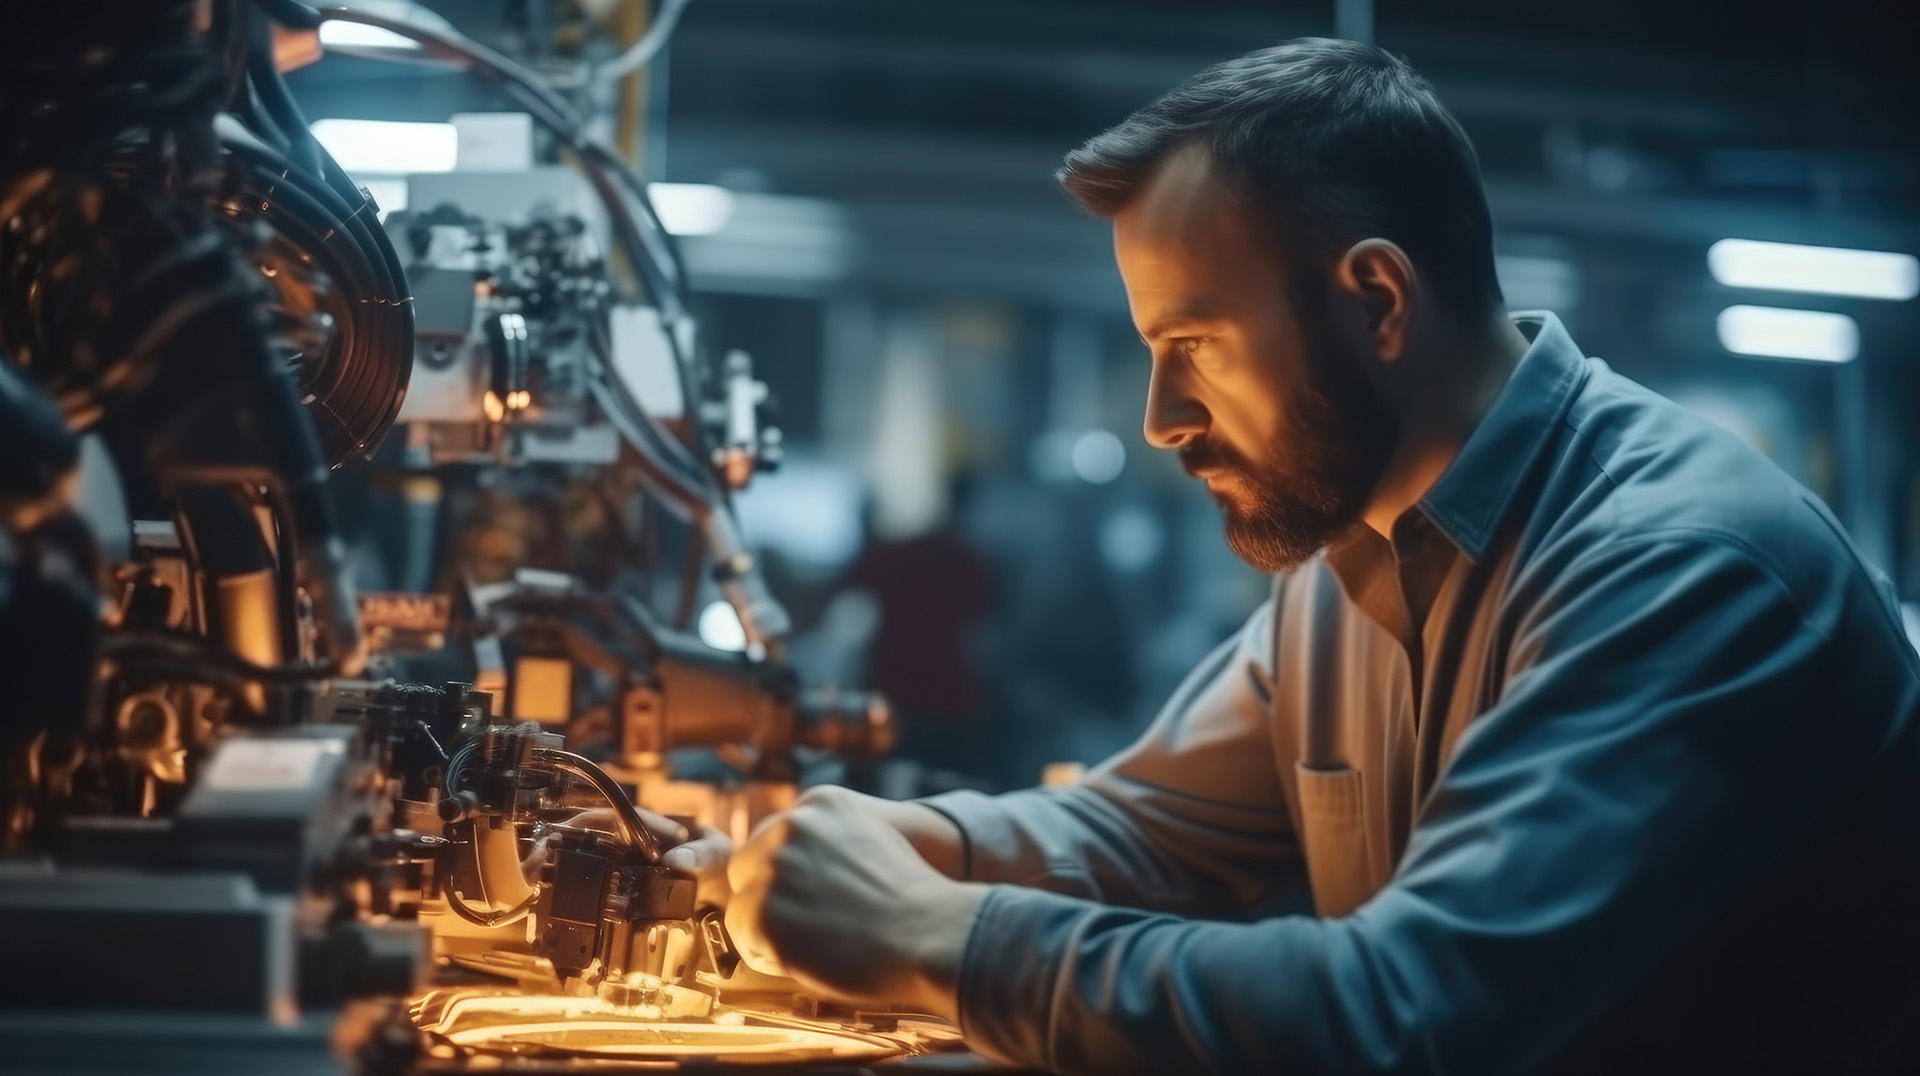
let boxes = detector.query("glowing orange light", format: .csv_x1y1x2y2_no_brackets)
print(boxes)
407,988,920,1063
482,391,506,423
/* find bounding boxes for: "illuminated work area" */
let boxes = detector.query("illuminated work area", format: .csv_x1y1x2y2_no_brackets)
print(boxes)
1,1,1918,1074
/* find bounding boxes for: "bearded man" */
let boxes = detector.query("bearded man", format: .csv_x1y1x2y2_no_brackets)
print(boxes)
668,37,1920,1074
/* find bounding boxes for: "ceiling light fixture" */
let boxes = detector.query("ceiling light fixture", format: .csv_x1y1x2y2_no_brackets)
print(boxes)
1715,305,1860,363
1708,239,1918,301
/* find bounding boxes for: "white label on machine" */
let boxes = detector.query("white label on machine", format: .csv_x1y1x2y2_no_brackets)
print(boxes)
200,739,343,791
610,304,687,419
452,112,534,172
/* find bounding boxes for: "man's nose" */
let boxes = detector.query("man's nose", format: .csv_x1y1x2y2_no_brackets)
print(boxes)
1142,366,1207,450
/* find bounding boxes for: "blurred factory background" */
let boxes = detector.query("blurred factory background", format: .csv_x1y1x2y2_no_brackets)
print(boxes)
298,0,1920,793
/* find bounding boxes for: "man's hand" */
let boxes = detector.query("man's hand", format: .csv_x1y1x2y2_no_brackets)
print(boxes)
659,816,733,911
525,805,733,911
726,786,988,1021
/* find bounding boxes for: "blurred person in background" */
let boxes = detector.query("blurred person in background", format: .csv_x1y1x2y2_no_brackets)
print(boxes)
668,38,1920,1074
841,470,999,785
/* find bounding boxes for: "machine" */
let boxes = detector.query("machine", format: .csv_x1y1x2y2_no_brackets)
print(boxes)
0,2,949,1070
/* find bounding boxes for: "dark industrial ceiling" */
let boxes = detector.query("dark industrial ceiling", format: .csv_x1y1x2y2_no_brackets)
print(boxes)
280,0,1916,606
292,1,1920,350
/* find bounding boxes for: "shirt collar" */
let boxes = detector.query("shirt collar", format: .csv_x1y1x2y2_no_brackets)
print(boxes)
1415,310,1591,562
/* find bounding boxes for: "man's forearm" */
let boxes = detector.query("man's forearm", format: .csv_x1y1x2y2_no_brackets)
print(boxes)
902,608,1303,916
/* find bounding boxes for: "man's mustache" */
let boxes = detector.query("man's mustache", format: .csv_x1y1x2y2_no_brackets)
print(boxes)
1179,439,1242,479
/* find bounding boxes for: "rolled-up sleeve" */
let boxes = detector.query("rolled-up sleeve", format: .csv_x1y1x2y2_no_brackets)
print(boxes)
921,597,1305,918
947,535,1916,1074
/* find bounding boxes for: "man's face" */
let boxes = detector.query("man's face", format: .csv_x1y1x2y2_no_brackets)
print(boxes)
1114,147,1397,573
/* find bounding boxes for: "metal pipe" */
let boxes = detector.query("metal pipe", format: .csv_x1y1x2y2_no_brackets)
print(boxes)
531,747,663,863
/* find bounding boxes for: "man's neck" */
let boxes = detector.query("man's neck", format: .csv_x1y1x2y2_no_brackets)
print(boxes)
1361,312,1531,539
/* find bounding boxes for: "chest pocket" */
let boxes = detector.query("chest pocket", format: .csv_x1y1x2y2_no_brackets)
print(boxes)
1294,763,1379,918
1283,568,1387,918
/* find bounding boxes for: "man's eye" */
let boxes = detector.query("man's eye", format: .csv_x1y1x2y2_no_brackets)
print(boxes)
1177,337,1211,360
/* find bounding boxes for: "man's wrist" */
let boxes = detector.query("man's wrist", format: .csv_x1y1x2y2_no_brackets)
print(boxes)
902,878,990,1023
872,799,968,878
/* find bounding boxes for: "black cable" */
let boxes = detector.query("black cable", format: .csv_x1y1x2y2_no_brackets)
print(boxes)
672,520,704,630
105,657,252,696
102,631,341,683
219,119,412,465
246,19,324,177
214,0,252,112
583,324,710,508
443,742,478,792
240,2,417,467
409,719,451,768
531,747,662,863
237,78,295,155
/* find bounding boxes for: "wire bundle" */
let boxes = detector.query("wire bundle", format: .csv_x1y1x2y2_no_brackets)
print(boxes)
0,1,369,676
222,3,414,468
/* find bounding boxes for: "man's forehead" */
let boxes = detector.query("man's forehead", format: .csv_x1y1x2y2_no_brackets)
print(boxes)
1117,144,1240,246
1121,144,1228,234
1114,145,1281,319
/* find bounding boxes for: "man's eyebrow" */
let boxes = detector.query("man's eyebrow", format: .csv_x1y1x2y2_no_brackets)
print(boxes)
1137,307,1217,344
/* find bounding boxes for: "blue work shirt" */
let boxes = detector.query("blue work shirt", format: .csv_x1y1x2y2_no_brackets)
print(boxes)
923,312,1920,1074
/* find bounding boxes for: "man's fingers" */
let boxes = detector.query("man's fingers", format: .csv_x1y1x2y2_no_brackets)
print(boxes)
520,834,554,881
724,886,786,977
632,805,691,846
660,836,721,873
552,804,693,855
662,826,730,874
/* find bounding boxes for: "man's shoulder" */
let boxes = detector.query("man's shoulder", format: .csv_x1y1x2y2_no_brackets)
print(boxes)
1526,364,1859,602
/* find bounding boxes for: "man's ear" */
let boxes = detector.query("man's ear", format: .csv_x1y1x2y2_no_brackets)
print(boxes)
1333,239,1416,363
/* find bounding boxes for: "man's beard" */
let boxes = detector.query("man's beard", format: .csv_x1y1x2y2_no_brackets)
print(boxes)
1180,323,1399,574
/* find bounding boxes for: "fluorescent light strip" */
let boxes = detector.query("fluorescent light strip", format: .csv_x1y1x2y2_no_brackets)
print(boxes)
1708,238,1919,301
318,21,421,50
1716,305,1859,363
309,119,457,176
646,183,736,236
